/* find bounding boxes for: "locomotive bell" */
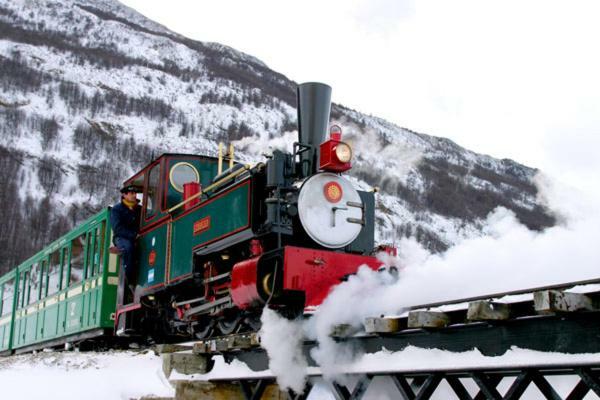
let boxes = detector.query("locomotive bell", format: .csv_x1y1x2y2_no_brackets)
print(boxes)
297,82,332,177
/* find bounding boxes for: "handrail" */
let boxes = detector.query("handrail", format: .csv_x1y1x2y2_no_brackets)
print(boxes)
167,163,252,214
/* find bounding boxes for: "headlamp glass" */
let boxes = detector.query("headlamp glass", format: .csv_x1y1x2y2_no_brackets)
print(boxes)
335,142,352,163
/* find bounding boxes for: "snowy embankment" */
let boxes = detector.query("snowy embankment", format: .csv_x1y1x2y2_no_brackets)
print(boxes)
1,346,599,400
0,350,174,400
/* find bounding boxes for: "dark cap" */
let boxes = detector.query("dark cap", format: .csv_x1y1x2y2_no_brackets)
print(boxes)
120,185,141,194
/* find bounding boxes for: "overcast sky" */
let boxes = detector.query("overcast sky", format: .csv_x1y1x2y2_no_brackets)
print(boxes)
120,0,600,195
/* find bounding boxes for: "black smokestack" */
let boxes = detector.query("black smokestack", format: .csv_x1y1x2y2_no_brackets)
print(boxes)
297,82,332,176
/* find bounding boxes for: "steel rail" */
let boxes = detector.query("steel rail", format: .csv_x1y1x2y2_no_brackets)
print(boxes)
407,276,600,311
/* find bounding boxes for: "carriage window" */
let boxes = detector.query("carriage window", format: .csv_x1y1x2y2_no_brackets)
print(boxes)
145,164,160,219
28,263,41,305
70,234,86,285
86,225,104,277
60,247,69,290
1,279,14,316
86,232,95,279
95,223,105,275
40,260,48,298
18,271,28,308
170,162,199,193
48,251,61,296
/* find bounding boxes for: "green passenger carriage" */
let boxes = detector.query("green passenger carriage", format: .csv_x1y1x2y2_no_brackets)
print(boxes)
0,209,119,354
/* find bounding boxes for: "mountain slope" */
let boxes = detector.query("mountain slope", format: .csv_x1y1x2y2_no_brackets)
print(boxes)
0,0,554,273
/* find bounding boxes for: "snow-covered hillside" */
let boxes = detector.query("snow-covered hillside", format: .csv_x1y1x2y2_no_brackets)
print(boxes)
0,0,554,272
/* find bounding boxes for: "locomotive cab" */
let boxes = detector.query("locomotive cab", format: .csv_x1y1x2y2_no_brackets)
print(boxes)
121,154,223,229
118,154,233,295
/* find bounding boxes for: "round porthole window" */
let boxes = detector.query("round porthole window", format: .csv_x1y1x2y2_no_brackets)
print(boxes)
170,162,200,192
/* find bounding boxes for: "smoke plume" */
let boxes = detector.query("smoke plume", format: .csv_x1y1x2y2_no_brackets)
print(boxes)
259,308,308,393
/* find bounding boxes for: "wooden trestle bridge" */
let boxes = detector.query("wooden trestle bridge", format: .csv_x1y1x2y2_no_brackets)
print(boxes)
157,279,600,400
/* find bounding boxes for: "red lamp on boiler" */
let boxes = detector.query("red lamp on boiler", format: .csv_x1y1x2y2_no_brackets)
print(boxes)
319,125,353,172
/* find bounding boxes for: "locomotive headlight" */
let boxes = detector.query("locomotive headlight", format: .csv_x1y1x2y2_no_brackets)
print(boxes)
335,142,352,163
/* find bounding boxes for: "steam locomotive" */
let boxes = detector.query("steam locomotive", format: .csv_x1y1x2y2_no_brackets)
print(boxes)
0,83,387,353
118,82,385,340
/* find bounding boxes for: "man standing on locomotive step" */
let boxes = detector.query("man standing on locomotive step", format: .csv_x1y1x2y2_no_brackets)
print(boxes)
110,185,141,294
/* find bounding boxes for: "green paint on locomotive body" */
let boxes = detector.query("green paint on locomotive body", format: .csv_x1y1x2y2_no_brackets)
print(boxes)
134,154,253,289
0,208,120,352
135,177,252,288
170,178,251,281
138,223,168,289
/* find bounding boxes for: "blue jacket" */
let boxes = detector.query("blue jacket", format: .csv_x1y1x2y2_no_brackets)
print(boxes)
110,201,141,242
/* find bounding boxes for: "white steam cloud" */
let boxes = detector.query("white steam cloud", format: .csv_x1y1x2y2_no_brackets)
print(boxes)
259,308,308,393
235,130,298,161
336,117,424,189
259,173,600,386
309,172,600,376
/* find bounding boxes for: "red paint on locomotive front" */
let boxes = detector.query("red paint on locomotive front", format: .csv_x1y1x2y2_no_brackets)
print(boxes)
230,246,383,311
282,246,383,309
230,256,261,309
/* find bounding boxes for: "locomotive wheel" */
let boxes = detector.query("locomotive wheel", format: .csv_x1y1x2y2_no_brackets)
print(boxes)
243,312,262,332
216,313,242,335
193,316,214,339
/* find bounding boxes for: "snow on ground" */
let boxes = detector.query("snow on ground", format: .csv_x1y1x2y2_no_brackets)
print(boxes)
195,346,600,378
0,345,599,399
177,347,600,400
0,350,173,400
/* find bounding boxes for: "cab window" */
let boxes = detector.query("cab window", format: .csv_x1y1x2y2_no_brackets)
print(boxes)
145,163,161,219
170,162,200,192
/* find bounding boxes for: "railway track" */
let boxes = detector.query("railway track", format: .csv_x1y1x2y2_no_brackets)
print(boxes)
157,279,600,399
5,279,600,399
185,279,600,365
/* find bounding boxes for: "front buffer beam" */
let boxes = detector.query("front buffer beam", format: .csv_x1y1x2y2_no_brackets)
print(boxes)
230,245,383,310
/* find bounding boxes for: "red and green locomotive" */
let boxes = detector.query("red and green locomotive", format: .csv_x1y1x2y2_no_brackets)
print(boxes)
0,83,388,353
118,82,384,339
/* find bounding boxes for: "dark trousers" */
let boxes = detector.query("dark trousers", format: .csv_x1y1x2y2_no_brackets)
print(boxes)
114,236,136,285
